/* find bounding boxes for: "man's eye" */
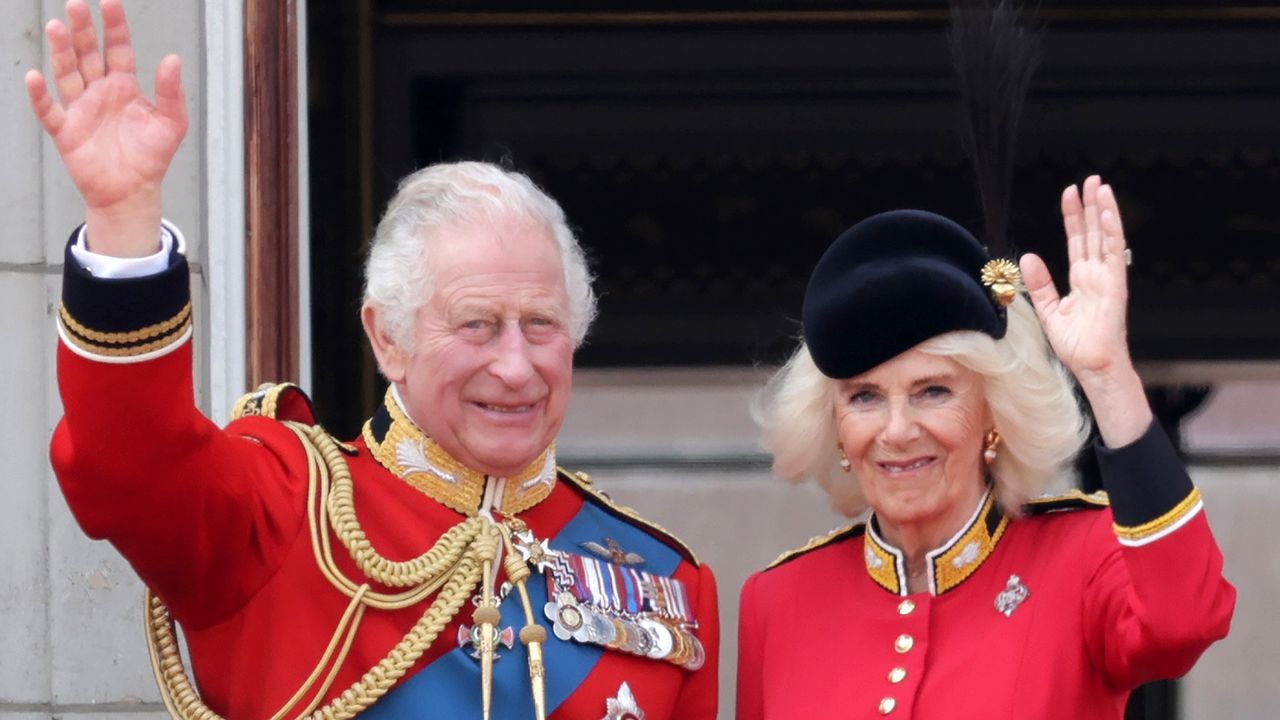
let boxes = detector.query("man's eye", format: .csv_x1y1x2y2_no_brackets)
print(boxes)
523,316,561,335
461,319,490,331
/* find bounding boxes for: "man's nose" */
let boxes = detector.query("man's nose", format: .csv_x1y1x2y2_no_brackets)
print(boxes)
489,323,536,387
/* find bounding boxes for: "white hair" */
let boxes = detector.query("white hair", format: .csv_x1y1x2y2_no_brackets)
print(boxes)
756,297,1090,518
363,161,597,349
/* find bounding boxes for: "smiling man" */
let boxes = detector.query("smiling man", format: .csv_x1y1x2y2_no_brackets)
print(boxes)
34,2,717,718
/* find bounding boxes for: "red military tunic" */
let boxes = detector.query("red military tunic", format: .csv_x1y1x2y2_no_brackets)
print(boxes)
50,227,718,719
737,425,1234,719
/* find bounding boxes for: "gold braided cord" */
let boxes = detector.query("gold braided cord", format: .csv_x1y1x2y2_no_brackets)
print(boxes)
326,444,484,589
498,523,548,720
306,421,482,610
61,317,192,357
59,301,192,344
268,586,370,720
146,589,217,720
309,555,482,720
145,422,491,719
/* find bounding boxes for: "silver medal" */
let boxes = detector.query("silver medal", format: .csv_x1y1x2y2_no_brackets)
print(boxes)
583,605,618,645
639,618,675,659
683,633,706,671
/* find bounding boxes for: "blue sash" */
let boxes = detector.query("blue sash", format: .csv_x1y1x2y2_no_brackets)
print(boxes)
362,500,682,717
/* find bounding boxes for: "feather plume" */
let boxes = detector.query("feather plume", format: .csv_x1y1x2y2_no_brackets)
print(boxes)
948,0,1043,256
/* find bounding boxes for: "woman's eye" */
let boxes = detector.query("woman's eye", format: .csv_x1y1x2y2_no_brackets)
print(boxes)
849,390,879,406
920,385,952,399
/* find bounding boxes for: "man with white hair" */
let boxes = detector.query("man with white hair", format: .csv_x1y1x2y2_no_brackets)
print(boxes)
31,1,718,717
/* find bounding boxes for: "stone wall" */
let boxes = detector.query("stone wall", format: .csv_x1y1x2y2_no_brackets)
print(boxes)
1,0,204,715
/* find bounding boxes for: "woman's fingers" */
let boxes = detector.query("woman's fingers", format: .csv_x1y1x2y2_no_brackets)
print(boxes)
1082,175,1102,261
1061,185,1084,265
101,0,137,75
25,70,67,137
1097,184,1127,255
1094,185,1130,300
1019,252,1061,319
67,0,105,84
46,19,85,106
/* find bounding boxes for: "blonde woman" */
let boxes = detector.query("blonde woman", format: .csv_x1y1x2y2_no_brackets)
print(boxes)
737,179,1234,719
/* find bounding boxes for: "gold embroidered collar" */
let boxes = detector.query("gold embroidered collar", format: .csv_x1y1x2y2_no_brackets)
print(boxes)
863,488,1008,596
362,387,557,516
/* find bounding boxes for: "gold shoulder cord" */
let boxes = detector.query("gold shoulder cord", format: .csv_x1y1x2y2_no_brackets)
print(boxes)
144,422,501,720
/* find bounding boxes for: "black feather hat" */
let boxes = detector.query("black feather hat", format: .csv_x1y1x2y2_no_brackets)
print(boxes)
800,0,1041,379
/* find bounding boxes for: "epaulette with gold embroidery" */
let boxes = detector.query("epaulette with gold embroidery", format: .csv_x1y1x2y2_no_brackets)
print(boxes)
558,468,701,567
231,382,318,423
1023,489,1110,516
232,383,358,455
767,524,866,570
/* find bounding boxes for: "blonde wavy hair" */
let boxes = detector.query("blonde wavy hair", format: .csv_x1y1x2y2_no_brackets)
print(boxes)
756,297,1090,517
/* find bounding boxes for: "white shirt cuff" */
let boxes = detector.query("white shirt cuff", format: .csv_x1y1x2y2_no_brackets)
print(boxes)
70,222,184,279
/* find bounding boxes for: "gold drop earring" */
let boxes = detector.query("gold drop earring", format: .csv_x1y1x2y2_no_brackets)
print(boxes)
838,443,852,472
983,429,1001,465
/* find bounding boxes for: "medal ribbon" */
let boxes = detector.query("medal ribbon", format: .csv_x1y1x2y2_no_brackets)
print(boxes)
538,547,695,623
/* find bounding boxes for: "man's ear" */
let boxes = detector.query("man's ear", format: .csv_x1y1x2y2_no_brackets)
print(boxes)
361,303,408,383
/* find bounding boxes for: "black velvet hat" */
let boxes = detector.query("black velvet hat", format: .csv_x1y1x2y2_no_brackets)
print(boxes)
801,209,1012,379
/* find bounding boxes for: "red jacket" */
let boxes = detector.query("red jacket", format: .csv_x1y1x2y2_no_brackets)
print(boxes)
51,229,718,719
737,425,1233,720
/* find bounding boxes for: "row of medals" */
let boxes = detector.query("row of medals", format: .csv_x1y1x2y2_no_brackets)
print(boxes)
507,524,705,671
544,589,705,671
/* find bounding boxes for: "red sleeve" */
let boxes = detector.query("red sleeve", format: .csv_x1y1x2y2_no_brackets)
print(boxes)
1081,510,1234,689
735,571,764,720
675,561,720,719
1081,423,1235,689
50,234,309,629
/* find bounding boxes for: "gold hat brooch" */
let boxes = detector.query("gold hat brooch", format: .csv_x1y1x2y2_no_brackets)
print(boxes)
980,259,1023,308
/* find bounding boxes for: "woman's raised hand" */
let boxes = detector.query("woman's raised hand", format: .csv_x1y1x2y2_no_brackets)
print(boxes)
1020,175,1152,446
1020,175,1134,383
24,0,187,256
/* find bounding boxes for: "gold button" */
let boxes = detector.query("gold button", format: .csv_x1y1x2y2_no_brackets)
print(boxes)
898,599,916,615
879,697,897,714
888,667,907,684
895,634,914,653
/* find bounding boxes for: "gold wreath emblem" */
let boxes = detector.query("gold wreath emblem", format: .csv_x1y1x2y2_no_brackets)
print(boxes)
980,259,1023,307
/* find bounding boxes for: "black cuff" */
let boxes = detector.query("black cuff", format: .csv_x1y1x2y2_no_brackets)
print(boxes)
1095,419,1200,544
59,225,191,358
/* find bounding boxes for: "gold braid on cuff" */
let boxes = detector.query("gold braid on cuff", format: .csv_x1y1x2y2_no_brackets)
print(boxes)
59,302,192,357
1113,488,1202,545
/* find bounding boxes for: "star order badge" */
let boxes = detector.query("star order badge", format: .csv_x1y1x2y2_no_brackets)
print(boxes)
514,528,556,573
603,682,645,720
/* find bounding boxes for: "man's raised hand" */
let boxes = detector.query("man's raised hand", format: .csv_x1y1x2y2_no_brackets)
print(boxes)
25,0,187,256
